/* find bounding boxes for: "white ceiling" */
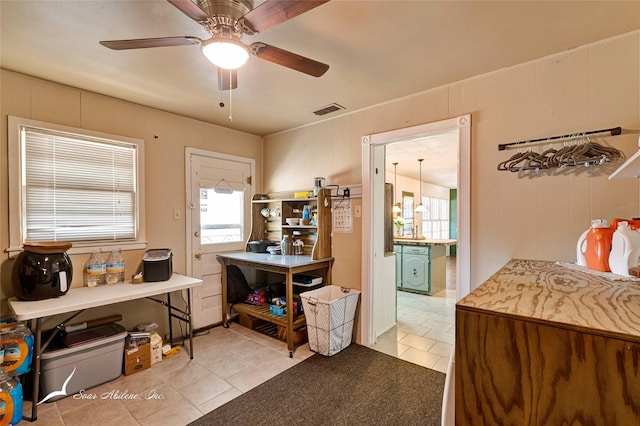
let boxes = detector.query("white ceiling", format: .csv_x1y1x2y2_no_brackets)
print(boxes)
0,0,640,187
2,1,640,139
386,130,459,188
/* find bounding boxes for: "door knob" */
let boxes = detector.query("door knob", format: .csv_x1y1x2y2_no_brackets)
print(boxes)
194,231,200,237
194,252,202,260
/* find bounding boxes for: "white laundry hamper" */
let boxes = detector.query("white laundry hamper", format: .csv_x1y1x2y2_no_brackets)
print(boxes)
300,285,361,356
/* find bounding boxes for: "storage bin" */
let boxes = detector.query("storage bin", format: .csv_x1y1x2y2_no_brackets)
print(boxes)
300,285,360,356
40,323,126,402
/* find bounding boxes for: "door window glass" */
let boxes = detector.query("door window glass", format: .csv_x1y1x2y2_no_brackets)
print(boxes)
200,188,244,244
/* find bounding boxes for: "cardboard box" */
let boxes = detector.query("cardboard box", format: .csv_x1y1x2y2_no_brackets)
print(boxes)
277,326,307,345
239,312,266,330
124,342,150,375
149,332,163,365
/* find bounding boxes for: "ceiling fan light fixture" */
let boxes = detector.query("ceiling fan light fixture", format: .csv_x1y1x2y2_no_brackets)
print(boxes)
202,39,249,70
392,162,402,213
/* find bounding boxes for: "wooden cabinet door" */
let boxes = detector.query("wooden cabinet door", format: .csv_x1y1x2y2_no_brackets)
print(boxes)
401,247,430,292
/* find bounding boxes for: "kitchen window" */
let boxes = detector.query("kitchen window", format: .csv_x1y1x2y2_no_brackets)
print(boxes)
421,196,449,239
7,116,146,255
401,191,414,237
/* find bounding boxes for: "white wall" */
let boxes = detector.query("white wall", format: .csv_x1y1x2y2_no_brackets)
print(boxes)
264,30,640,293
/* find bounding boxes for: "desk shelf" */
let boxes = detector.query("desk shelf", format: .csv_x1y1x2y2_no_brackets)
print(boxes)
217,252,333,357
248,189,332,260
233,303,306,330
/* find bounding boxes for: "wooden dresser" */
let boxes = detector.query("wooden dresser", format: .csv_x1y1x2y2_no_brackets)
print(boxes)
455,259,640,425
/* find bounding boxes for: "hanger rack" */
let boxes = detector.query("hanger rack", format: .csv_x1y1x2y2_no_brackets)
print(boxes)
497,126,621,151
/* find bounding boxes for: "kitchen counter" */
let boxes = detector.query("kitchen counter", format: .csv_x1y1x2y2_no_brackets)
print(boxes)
455,258,640,424
393,239,454,295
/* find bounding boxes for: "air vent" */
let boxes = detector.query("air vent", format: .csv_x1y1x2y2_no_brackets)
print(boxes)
313,103,346,116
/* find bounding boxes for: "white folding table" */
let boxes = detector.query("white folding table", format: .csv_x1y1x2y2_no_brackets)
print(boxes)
8,273,202,421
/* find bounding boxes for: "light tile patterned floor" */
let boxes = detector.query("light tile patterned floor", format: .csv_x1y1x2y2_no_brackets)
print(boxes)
24,325,314,426
370,256,456,373
25,257,455,425
370,288,456,373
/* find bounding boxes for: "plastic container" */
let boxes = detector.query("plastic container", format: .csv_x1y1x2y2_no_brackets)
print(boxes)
105,249,125,285
40,323,126,402
609,221,640,277
610,218,640,231
0,323,34,375
281,235,293,255
585,219,614,272
300,285,361,356
576,229,589,266
0,367,23,425
84,250,106,287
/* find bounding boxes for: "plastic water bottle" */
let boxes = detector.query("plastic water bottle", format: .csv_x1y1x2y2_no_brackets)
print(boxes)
0,323,33,375
84,250,106,287
105,249,125,285
0,367,23,425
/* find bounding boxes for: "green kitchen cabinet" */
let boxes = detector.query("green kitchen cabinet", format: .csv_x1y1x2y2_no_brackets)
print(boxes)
394,241,448,295
401,245,431,293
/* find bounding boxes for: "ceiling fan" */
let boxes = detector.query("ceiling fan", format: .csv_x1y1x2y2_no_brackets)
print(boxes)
100,0,330,90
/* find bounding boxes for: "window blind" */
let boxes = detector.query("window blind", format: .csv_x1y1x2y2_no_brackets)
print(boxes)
22,127,137,242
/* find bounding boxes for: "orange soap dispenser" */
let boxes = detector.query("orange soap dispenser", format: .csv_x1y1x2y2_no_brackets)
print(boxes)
585,219,614,272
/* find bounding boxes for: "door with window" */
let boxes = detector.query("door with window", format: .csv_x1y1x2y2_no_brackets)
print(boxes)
186,149,254,329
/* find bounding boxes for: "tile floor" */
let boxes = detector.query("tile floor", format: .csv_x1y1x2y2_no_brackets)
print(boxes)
369,288,456,373
24,325,315,426
370,255,456,372
23,257,456,425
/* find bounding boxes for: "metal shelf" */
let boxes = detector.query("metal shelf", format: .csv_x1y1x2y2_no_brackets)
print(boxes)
609,149,640,180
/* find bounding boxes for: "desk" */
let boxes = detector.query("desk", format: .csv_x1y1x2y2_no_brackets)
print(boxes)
217,252,333,357
8,273,202,421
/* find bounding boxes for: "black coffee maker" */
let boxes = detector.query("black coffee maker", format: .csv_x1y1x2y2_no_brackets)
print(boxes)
12,242,73,300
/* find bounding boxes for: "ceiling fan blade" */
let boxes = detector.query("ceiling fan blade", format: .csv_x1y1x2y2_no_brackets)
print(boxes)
217,68,238,90
250,42,329,77
242,0,330,33
100,36,201,50
167,0,210,22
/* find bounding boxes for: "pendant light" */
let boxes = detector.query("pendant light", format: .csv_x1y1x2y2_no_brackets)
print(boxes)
415,158,427,213
392,162,402,213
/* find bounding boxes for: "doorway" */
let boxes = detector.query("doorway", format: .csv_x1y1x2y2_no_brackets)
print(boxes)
360,115,471,348
185,148,255,329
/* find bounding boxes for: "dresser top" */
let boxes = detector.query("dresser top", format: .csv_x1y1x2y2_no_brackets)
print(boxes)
457,259,640,342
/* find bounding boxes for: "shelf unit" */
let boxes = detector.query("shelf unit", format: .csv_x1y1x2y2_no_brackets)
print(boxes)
232,303,306,330
247,188,332,259
609,149,640,179
218,252,333,357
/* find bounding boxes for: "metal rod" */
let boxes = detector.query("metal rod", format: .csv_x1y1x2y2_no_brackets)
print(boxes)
498,126,622,151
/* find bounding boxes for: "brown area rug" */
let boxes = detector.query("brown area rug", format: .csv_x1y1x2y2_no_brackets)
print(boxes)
189,344,446,426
